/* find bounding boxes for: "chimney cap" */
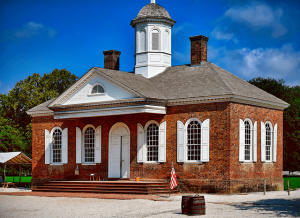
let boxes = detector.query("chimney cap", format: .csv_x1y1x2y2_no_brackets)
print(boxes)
103,50,121,55
189,35,209,42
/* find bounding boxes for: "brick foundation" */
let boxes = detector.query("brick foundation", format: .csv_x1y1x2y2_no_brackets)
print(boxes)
31,102,283,193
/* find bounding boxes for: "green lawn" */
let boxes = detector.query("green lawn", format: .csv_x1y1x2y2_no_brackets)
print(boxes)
284,177,300,190
5,176,32,183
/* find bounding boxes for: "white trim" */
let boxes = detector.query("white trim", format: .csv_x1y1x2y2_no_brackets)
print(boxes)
168,95,289,110
88,82,106,96
243,118,253,162
50,127,64,164
53,105,166,119
264,121,273,163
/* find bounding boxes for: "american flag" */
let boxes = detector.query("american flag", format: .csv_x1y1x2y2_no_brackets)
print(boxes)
170,163,178,190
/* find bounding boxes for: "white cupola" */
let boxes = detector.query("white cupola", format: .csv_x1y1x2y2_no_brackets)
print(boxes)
130,0,176,78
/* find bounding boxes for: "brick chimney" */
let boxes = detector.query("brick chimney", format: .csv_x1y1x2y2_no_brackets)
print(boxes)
103,50,121,70
189,35,209,66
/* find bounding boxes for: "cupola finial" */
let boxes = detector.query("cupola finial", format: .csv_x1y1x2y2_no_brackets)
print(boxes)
151,0,156,3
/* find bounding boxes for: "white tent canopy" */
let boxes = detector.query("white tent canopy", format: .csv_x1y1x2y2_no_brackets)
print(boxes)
0,152,32,164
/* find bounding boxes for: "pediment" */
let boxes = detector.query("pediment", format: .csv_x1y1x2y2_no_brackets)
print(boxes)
50,68,139,107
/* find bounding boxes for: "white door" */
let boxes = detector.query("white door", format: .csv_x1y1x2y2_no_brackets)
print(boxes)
109,123,130,178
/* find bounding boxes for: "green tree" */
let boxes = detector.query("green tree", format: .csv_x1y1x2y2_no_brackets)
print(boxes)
0,69,78,158
249,77,300,171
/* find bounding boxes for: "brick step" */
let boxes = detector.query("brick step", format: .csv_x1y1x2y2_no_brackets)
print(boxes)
34,181,179,195
37,186,171,191
43,183,169,188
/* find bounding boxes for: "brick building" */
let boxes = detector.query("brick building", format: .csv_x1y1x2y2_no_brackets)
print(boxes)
27,0,289,193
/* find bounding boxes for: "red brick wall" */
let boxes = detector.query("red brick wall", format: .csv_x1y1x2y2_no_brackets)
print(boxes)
31,102,283,193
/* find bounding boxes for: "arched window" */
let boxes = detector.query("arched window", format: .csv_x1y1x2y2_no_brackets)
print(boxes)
140,30,146,52
146,123,159,162
92,85,104,94
176,118,210,163
187,120,201,161
152,29,159,51
44,127,68,165
244,121,251,161
84,127,95,163
239,119,256,162
265,123,272,161
52,129,62,163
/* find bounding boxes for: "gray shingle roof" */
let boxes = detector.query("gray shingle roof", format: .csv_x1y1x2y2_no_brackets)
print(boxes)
131,3,175,26
149,62,288,106
95,68,166,100
27,98,57,113
27,62,289,114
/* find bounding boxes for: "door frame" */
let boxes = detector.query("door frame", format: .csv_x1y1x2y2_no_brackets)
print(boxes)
108,122,130,178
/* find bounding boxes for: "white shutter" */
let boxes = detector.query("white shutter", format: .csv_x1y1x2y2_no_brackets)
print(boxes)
253,121,257,162
177,121,185,162
95,126,101,163
62,128,68,164
137,123,144,163
273,124,277,162
76,127,82,164
201,119,210,162
239,119,245,162
45,129,51,164
261,122,266,162
158,121,167,162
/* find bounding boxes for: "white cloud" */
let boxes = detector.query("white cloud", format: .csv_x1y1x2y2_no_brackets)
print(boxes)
225,3,287,38
0,22,57,43
211,28,234,40
215,44,300,82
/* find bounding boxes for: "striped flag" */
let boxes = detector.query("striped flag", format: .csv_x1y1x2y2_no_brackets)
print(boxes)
170,163,178,190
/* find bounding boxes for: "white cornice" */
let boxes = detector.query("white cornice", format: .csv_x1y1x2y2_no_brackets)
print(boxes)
53,105,166,119
26,111,54,117
167,95,289,110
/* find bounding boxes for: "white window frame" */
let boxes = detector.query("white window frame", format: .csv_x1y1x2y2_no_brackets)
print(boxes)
139,29,146,52
50,127,63,164
264,121,273,163
244,118,253,162
82,124,96,164
144,120,160,163
88,82,106,96
185,118,202,163
151,28,160,51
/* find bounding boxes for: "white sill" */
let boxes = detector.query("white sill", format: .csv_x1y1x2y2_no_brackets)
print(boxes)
262,161,273,163
240,161,254,163
183,162,203,164
81,163,96,166
144,162,160,164
50,164,63,166
87,93,106,96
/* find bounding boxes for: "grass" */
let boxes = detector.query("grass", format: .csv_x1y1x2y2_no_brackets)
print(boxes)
284,177,300,190
4,176,32,183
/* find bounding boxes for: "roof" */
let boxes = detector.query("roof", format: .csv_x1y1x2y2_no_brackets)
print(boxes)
27,62,289,113
0,152,32,164
131,3,176,27
95,67,166,100
27,98,57,113
149,62,289,106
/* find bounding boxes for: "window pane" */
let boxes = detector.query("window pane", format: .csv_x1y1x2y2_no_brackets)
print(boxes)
84,127,95,163
92,85,104,94
152,32,159,50
266,124,271,160
52,129,62,163
146,123,159,161
187,120,201,161
244,121,251,160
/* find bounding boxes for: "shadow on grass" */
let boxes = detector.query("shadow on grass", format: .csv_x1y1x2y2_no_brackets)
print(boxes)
232,198,300,217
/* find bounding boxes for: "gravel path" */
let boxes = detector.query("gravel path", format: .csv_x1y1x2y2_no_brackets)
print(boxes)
0,189,299,218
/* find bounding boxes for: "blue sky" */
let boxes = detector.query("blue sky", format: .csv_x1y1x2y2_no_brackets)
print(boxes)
0,0,299,94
